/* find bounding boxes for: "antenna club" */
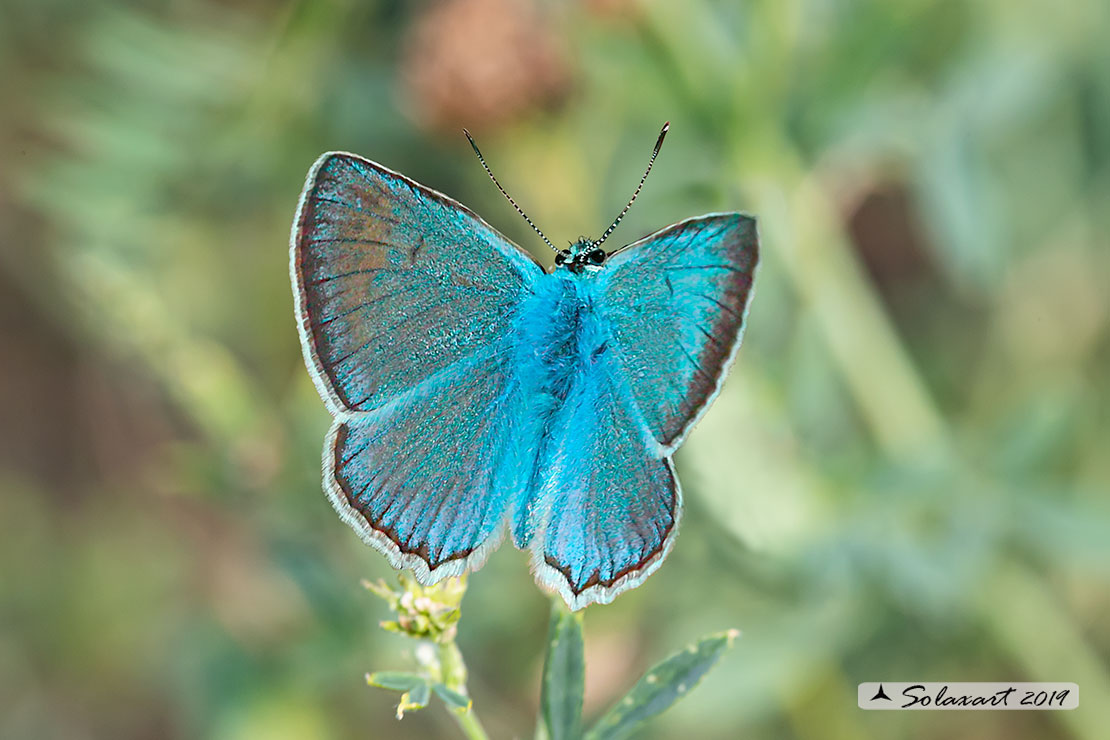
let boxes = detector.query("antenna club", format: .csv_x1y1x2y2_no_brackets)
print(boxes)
463,129,482,156
593,121,671,248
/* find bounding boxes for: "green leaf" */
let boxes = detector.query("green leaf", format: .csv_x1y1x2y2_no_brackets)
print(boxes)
432,683,472,713
366,671,425,692
396,681,431,719
541,601,585,740
584,629,740,740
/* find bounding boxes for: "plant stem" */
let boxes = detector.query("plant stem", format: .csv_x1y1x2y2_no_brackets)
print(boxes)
438,642,491,740
438,642,468,688
450,708,491,740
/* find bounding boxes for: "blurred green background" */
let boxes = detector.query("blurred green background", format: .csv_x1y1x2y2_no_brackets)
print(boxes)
2,0,1109,738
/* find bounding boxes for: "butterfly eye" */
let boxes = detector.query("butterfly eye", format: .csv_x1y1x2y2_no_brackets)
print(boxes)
587,249,606,265
554,250,570,266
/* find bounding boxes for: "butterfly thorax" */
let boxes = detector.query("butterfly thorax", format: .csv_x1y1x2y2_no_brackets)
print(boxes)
554,238,606,275
514,272,609,407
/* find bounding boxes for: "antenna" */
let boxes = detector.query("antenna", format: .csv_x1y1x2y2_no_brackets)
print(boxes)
463,129,557,253
593,121,670,249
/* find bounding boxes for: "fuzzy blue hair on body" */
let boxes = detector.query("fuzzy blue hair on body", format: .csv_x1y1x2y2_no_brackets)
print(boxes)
291,125,758,610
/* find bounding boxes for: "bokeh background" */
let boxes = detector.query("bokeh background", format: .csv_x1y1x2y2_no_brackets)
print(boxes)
2,0,1109,738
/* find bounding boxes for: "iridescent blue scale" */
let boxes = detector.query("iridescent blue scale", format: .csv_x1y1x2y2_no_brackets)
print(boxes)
291,143,758,610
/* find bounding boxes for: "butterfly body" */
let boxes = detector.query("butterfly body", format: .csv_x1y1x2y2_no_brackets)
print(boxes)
292,150,757,609
507,269,616,540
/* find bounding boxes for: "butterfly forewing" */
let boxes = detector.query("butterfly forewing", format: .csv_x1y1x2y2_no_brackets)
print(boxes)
293,153,542,413
598,214,758,448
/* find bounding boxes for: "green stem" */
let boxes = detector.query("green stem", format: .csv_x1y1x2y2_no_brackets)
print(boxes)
438,642,491,740
450,709,491,740
438,642,468,688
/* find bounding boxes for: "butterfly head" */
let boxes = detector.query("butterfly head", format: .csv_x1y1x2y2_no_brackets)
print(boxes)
466,122,670,276
555,238,607,274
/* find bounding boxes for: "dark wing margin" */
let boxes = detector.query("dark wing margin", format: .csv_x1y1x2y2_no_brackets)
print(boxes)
598,213,758,449
290,151,542,414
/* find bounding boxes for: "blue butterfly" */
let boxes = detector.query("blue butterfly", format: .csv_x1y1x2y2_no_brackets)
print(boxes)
291,123,758,610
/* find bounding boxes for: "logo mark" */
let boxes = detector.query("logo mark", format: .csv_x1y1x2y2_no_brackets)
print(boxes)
870,684,892,702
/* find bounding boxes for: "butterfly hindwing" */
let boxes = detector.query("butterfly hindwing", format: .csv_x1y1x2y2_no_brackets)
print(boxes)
292,152,543,578
529,359,680,609
327,348,529,580
598,214,758,448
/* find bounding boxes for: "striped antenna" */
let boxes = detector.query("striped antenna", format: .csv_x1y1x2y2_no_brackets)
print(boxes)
463,129,557,253
593,121,670,249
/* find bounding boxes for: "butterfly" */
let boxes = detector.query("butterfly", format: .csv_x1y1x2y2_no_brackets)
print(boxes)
290,123,758,610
